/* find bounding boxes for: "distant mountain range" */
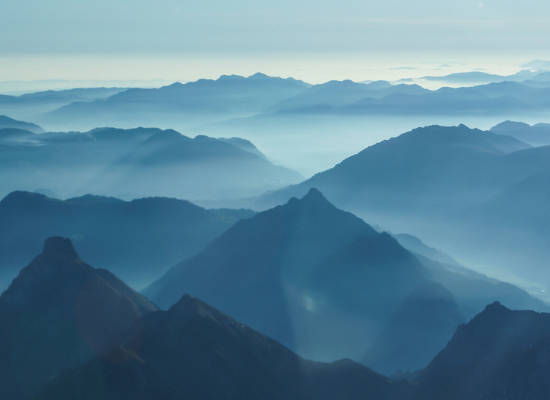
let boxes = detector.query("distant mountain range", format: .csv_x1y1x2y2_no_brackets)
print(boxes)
0,126,301,202
145,189,546,374
257,124,532,211
0,87,126,121
43,73,310,128
3,73,550,131
0,237,157,399
0,191,254,289
42,77,550,129
418,69,546,85
256,124,550,296
0,115,43,133
491,120,550,146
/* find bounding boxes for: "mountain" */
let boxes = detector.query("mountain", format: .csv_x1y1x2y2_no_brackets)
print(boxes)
462,170,550,288
38,77,550,131
146,188,409,351
393,233,459,266
258,125,531,213
414,302,550,400
0,126,301,201
0,191,254,289
37,294,409,400
217,136,266,158
252,80,550,116
257,124,550,299
364,283,464,375
0,237,157,399
491,120,550,146
0,115,43,133
0,87,126,121
420,69,540,85
271,80,428,112
146,189,546,374
45,73,310,128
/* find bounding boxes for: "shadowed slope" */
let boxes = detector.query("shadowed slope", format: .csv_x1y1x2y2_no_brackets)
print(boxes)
0,237,157,399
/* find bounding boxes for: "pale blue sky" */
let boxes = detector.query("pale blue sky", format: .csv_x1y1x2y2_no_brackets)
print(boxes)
3,0,550,53
2,0,550,85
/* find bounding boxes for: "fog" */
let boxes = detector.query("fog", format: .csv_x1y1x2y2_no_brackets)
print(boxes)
31,111,550,177
195,112,550,176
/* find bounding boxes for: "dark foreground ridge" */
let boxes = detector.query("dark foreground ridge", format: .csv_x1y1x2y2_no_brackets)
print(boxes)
37,294,409,400
0,237,157,399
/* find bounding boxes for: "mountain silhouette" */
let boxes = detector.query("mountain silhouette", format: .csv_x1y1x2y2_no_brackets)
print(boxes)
36,294,408,400
420,69,540,85
255,124,550,294
271,80,428,112
0,126,301,201
146,188,545,373
0,237,157,399
491,120,550,146
45,73,310,128
0,115,43,133
0,87,126,122
258,124,531,212
0,191,254,289
414,302,550,400
35,77,550,130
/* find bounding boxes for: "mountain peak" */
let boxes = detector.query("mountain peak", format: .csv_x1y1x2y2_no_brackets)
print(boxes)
170,293,202,314
168,294,239,328
481,301,510,315
42,236,79,260
0,190,49,206
249,72,270,80
300,187,330,204
285,188,334,210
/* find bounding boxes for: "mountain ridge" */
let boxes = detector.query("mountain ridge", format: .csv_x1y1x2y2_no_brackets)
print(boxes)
0,237,157,399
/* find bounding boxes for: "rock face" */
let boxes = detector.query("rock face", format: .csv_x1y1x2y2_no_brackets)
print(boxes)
414,302,550,400
0,237,157,399
37,294,409,400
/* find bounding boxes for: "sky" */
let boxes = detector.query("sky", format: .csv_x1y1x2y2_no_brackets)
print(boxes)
2,0,550,89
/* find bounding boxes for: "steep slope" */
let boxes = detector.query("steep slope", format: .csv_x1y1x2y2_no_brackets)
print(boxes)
394,233,459,266
364,283,465,375
146,188,402,355
415,302,550,400
0,191,253,289
258,124,531,212
147,189,545,372
256,125,550,295
0,237,157,399
0,115,43,133
37,294,408,400
0,127,301,201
